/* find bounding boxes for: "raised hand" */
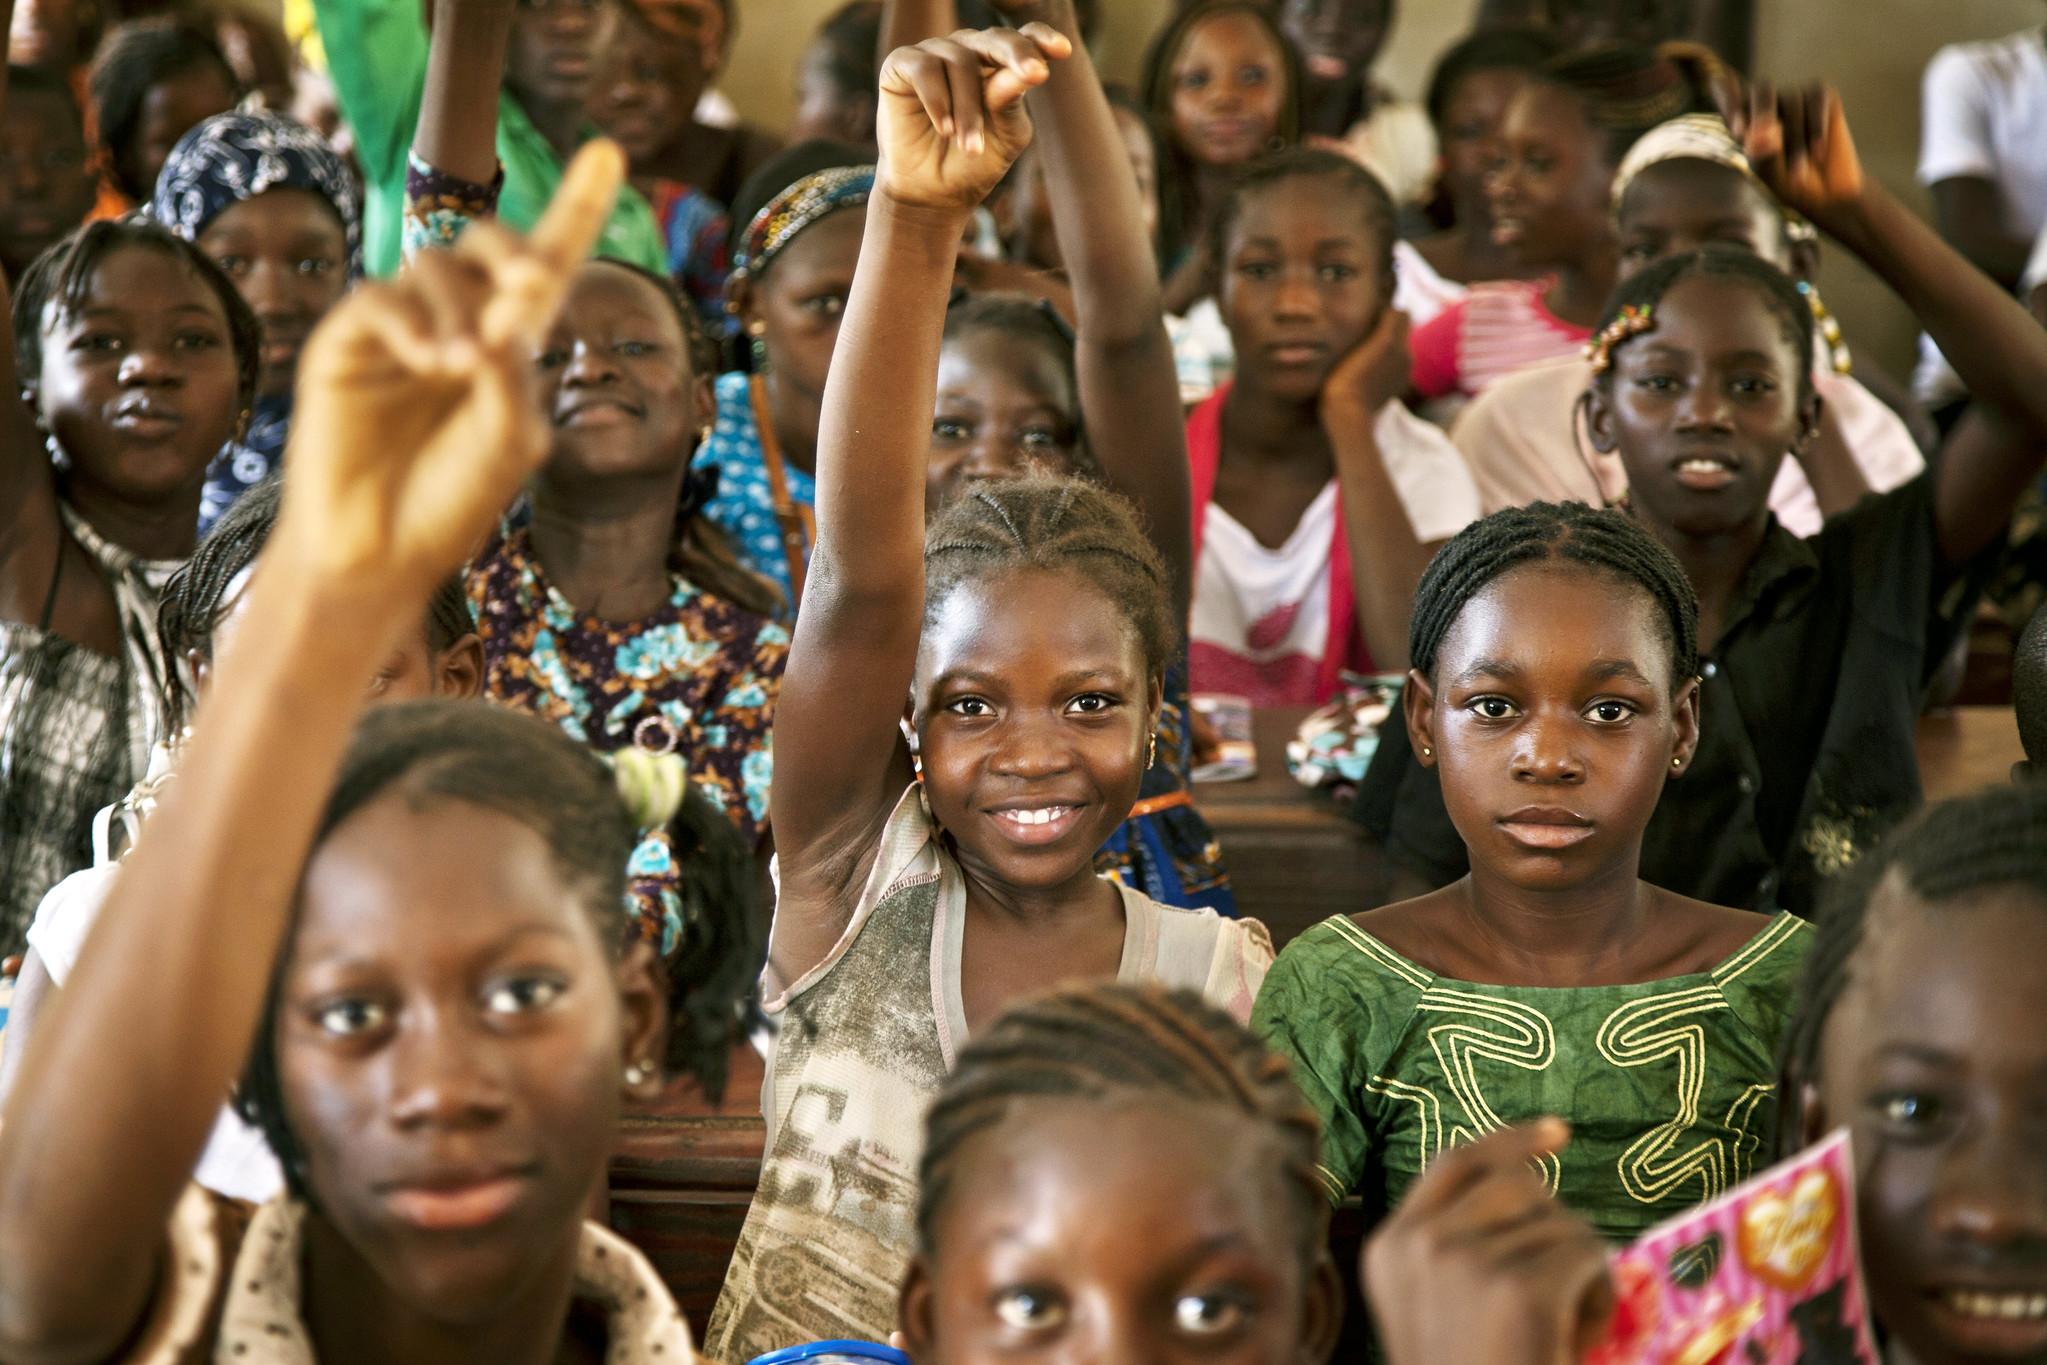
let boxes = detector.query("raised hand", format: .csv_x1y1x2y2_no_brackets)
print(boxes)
876,25,1070,213
275,141,624,601
1735,82,1866,237
1363,1121,1614,1365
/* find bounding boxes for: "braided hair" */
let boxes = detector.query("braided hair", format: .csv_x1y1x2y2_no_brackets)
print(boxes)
155,478,473,736
1592,245,1817,405
2015,606,2047,769
1206,146,1398,306
917,983,1327,1262
923,472,1174,687
1533,43,1711,165
236,702,765,1199
1409,501,1700,687
1778,783,2047,1153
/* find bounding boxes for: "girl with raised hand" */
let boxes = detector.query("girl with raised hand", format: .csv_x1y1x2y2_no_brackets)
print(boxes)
0,47,262,957
903,983,1343,1364
1360,87,2047,919
0,142,739,1365
1452,111,1927,535
705,27,1271,1358
1362,782,2047,1365
405,0,789,951
889,0,1231,912
148,109,363,532
1187,146,1479,705
1255,501,1811,1245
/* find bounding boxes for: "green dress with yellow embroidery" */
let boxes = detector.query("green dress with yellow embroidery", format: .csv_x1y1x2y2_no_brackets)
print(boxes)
1251,911,1811,1241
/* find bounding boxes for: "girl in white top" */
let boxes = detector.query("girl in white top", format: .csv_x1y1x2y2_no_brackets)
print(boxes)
0,144,713,1365
705,26,1271,1360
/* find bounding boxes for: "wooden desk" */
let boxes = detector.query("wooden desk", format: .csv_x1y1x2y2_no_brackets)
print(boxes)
1195,704,2028,942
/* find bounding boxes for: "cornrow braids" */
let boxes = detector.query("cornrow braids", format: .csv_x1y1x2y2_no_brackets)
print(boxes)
917,983,1328,1263
1591,245,1816,406
1535,43,1709,165
1778,783,2047,1154
156,477,475,735
1206,146,1397,307
13,218,263,413
923,472,1174,686
1409,500,1699,686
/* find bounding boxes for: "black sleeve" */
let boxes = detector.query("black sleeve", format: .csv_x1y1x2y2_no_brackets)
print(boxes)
1349,687,1470,887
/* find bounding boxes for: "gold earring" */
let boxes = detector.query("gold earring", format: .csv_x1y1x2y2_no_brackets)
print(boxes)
624,1060,654,1088
1671,757,1683,770
1421,746,1433,758
1145,735,1157,770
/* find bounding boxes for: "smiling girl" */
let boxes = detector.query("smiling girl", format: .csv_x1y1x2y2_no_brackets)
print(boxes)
705,27,1270,1358
0,25,261,955
1361,87,2047,918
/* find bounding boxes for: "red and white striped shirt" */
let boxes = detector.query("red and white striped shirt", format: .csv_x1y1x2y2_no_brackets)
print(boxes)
1408,278,1590,401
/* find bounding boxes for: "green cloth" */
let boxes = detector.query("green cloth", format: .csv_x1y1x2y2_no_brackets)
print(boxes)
1252,911,1811,1243
310,0,664,277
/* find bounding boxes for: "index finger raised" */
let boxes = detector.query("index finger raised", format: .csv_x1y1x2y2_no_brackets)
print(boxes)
528,139,628,277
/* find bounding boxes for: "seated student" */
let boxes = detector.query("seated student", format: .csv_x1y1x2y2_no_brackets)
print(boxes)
148,109,361,532
1410,27,1561,290
789,0,883,148
1359,88,2047,919
900,0,1232,914
586,0,772,335
0,203,260,954
85,18,238,214
2018,605,2046,783
705,29,1272,1358
1255,500,1813,1243
405,15,788,933
313,0,664,276
0,65,95,284
901,983,1343,1362
1453,112,1926,537
1185,147,1479,707
0,477,484,1202
699,140,873,611
1364,781,2047,1365
1278,0,1435,211
0,141,735,1363
1408,45,1703,404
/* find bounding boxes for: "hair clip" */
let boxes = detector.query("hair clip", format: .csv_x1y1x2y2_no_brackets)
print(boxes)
1585,303,1657,374
1796,279,1853,376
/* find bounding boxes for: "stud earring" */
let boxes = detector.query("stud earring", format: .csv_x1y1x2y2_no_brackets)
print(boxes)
623,1060,654,1088
1672,757,1683,770
1421,746,1433,758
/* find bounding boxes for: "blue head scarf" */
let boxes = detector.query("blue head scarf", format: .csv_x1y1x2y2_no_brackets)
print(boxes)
147,111,362,532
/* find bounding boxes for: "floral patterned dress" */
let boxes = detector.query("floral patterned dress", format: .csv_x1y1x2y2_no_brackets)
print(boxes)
466,520,787,950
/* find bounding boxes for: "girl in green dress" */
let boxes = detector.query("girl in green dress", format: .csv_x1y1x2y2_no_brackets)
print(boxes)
1253,496,1812,1242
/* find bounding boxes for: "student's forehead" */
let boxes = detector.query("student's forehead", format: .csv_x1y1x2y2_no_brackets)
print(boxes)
67,245,225,310
1180,10,1279,63
940,328,1072,403
922,571,1142,667
1621,161,1774,227
1443,563,1668,664
767,208,866,281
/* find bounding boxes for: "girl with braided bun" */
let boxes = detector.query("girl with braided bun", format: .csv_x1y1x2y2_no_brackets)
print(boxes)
1360,86,2047,920
706,26,1271,1358
1255,498,1812,1248
0,141,736,1363
901,983,1342,1362
1355,782,2047,1365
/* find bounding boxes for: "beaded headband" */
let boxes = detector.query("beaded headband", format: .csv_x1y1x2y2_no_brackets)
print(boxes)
1586,303,1657,374
730,164,875,281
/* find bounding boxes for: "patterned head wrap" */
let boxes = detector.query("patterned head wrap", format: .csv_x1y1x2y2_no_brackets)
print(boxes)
148,110,363,281
728,164,873,282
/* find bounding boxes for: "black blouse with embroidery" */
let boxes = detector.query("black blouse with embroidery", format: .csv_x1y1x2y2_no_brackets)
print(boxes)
1354,475,2000,917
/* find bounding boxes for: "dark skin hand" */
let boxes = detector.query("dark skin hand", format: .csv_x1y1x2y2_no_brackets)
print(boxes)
1366,1120,1615,1365
1801,884,2047,1365
0,144,626,1365
1381,563,1760,988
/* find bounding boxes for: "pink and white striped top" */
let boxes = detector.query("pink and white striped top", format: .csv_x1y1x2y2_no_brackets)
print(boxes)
1408,278,1591,401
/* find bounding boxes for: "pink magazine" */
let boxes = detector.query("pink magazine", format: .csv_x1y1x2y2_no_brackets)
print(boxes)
1585,1130,1879,1364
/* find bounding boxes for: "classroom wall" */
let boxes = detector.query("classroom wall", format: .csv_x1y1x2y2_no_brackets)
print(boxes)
721,0,2045,375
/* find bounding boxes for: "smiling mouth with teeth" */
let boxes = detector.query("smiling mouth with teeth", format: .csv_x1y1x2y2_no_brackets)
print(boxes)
998,806,1075,827
1941,1290,2047,1321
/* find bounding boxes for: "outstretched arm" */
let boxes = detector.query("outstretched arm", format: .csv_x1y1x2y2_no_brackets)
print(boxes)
766,26,1067,986
881,0,958,56
414,0,516,188
0,147,619,1365
1740,85,2047,565
993,0,1192,619
1325,309,1431,671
